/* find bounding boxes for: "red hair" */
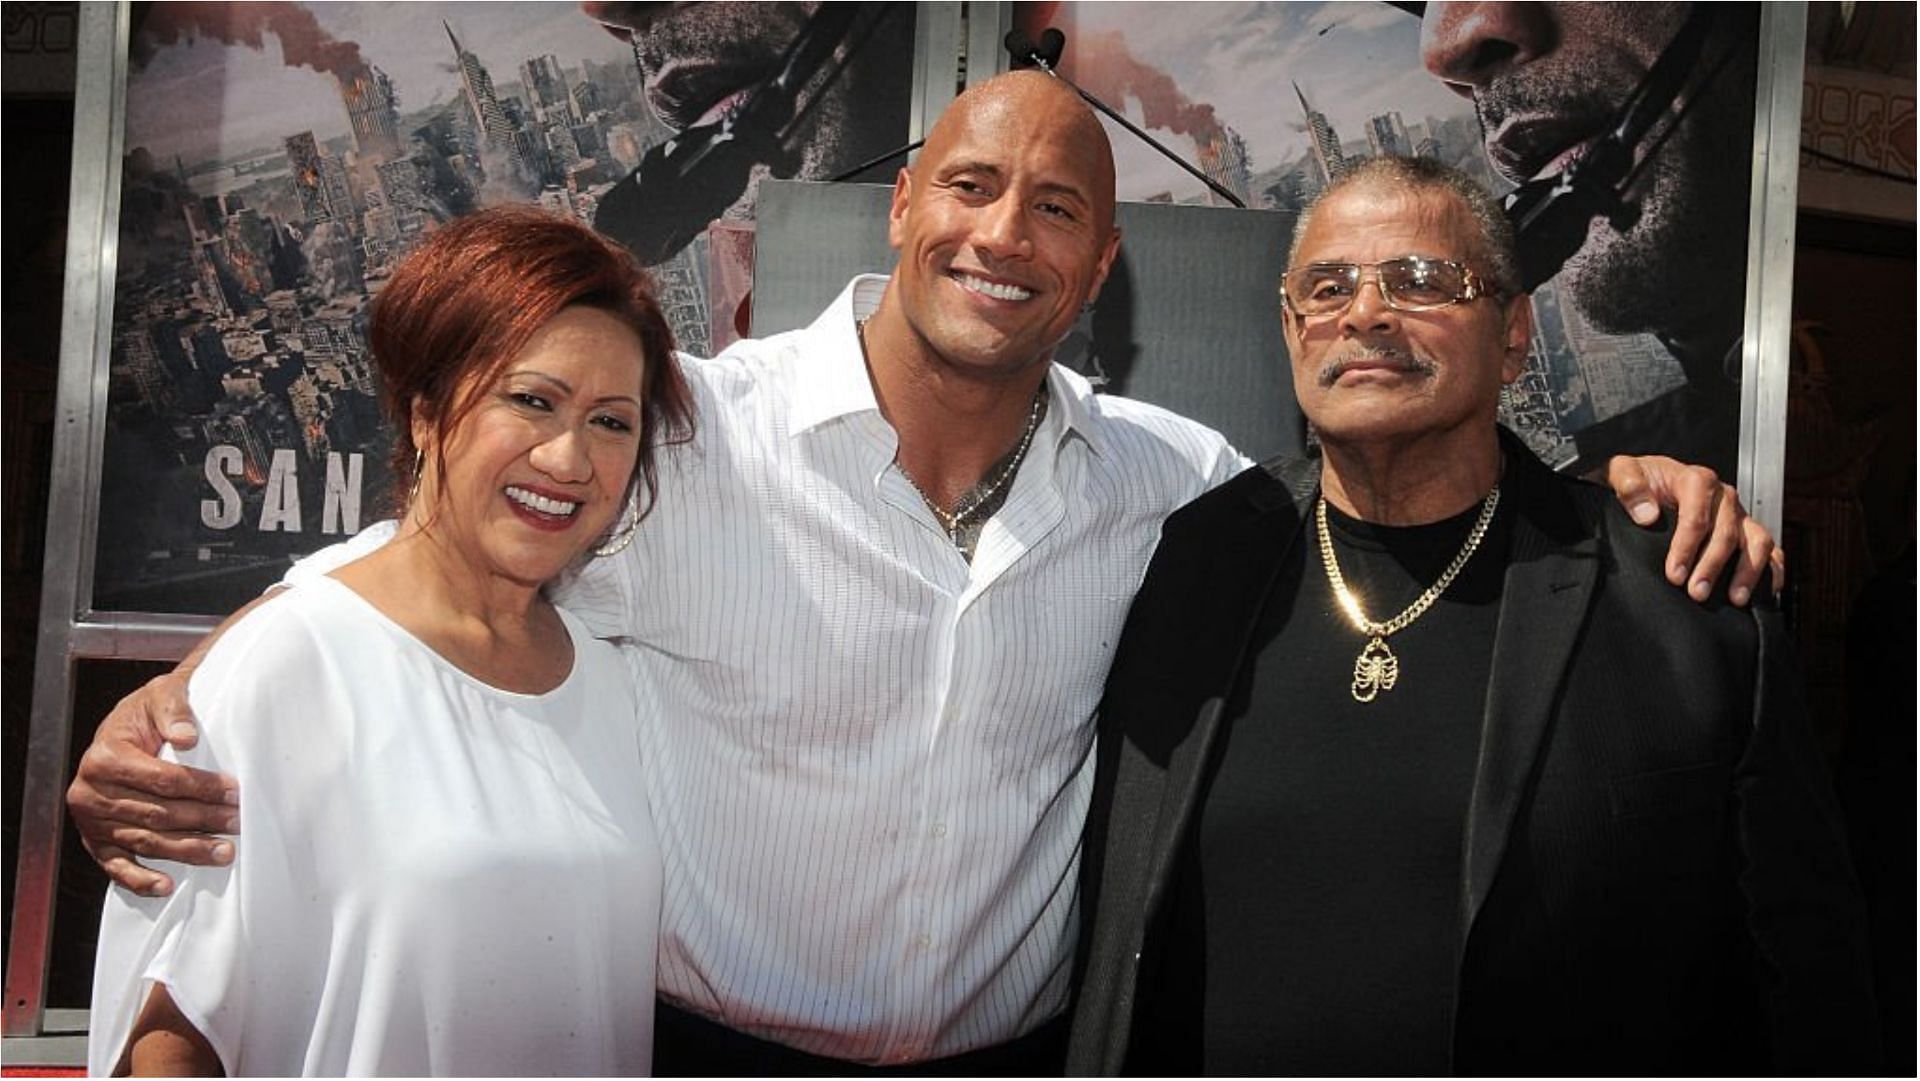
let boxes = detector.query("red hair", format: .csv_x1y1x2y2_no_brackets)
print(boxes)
370,206,693,525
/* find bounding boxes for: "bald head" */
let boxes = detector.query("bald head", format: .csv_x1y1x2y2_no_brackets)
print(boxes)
916,71,1118,234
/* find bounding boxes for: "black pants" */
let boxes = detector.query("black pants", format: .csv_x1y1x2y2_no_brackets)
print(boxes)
652,1000,1070,1077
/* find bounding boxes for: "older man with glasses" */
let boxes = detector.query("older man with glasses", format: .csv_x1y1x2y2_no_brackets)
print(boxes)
1067,156,1880,1076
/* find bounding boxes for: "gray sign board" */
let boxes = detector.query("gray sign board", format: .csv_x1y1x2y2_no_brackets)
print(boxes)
752,180,1306,462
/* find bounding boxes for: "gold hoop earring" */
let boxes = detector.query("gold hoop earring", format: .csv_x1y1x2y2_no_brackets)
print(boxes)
594,491,642,557
406,449,425,511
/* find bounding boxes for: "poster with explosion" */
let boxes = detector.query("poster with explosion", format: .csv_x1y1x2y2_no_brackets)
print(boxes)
95,2,916,614
1012,1,1760,479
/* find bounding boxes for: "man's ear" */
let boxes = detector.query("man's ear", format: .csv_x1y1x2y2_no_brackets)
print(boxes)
1500,295,1534,383
1084,227,1123,306
1281,303,1305,358
886,166,913,251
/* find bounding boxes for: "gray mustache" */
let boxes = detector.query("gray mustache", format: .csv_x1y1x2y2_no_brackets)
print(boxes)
1318,348,1437,387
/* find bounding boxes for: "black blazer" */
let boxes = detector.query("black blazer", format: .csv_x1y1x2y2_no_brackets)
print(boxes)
1067,432,1880,1075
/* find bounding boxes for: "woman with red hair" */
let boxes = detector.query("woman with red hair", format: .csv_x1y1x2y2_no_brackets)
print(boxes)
89,207,694,1076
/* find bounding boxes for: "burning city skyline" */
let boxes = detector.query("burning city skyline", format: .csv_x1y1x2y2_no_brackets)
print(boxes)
125,2,636,167
99,3,693,611
1024,1,1471,204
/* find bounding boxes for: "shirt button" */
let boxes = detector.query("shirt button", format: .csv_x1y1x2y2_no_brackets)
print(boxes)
914,933,933,950
931,822,948,839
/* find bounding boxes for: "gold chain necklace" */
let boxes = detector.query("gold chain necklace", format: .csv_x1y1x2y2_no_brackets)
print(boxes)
1316,486,1500,703
898,385,1046,546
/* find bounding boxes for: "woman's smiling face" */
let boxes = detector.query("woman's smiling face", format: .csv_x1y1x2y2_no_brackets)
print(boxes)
415,305,647,587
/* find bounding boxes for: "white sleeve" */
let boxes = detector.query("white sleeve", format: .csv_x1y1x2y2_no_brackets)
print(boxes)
87,736,242,1077
278,519,398,589
550,545,641,643
88,601,335,1077
1213,439,1256,487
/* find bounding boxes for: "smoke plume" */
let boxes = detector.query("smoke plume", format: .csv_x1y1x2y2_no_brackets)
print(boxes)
133,2,366,80
1067,30,1225,146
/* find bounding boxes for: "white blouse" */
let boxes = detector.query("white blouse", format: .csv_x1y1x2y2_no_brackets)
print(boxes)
89,575,661,1077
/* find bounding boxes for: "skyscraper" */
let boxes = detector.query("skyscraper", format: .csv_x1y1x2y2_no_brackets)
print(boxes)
117,326,175,412
545,120,583,172
571,79,602,122
445,22,521,171
1365,111,1414,159
318,154,360,235
1294,82,1349,187
376,158,431,245
286,132,332,224
341,64,404,161
286,132,357,229
220,208,278,302
1198,126,1254,208
521,54,573,122
191,242,236,319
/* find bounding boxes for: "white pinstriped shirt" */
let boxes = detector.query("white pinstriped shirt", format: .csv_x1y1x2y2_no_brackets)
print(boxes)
563,277,1243,1063
298,277,1244,1063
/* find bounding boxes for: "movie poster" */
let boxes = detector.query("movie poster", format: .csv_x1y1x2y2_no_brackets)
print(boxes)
95,2,915,614
1013,1,1758,479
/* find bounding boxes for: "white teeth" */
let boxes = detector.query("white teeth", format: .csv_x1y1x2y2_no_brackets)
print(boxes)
505,486,580,517
953,273,1033,302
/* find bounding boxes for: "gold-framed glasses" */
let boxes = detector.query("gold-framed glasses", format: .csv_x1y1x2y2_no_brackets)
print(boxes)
1280,257,1497,316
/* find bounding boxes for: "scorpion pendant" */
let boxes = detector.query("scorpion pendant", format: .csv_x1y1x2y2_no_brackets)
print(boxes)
1350,636,1399,703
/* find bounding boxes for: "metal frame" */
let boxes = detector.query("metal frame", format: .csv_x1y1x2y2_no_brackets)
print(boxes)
910,2,966,144
965,1,1016,88
1737,2,1809,538
4,3,207,1055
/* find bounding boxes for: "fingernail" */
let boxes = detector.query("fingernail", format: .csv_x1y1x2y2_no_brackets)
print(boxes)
1691,579,1711,600
211,841,234,864
165,721,196,742
1631,501,1658,525
1669,562,1689,580
222,810,241,833
146,880,173,898
222,783,240,806
1730,586,1751,606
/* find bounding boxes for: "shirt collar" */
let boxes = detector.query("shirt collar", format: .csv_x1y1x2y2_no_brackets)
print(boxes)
789,275,889,437
788,273,1111,459
1044,362,1112,460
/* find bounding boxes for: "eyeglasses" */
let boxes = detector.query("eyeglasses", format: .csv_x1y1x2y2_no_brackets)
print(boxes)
1279,257,1499,316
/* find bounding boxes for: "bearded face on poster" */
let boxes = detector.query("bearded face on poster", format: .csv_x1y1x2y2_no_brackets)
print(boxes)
582,3,915,268
1420,2,1758,391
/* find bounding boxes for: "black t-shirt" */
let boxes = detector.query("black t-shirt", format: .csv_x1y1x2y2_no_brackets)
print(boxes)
1153,496,1512,1076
